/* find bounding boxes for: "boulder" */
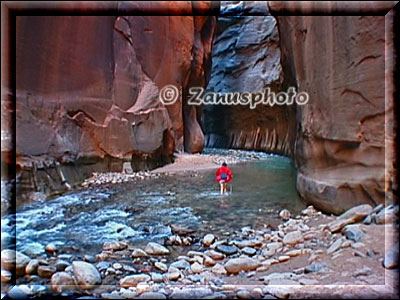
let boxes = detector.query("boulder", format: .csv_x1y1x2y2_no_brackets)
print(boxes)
1,250,31,276
72,261,101,289
51,272,76,293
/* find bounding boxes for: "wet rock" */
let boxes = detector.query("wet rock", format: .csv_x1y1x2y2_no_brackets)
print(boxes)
51,272,76,293
215,245,238,256
338,204,373,223
342,224,364,242
188,274,202,282
1,269,12,283
145,242,170,255
327,238,344,254
170,287,213,299
212,263,227,275
45,243,58,254
37,265,56,278
375,205,398,224
139,292,167,299
1,249,31,276
72,261,101,289
103,241,128,252
383,242,399,269
224,257,260,274
282,231,303,245
25,259,39,275
170,260,190,270
187,251,205,257
203,234,216,247
120,274,151,287
154,262,168,273
304,262,328,273
167,266,181,281
241,247,257,256
204,256,216,267
279,209,291,220
237,289,252,299
113,263,123,270
191,262,203,274
55,260,70,272
204,250,225,260
132,249,149,258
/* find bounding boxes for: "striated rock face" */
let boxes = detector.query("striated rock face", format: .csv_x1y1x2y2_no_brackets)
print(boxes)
203,1,296,156
272,12,393,213
11,2,216,199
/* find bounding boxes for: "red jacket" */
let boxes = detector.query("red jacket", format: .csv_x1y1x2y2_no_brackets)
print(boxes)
216,166,233,183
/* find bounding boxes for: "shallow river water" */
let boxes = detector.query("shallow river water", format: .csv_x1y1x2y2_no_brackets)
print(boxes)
1,150,306,257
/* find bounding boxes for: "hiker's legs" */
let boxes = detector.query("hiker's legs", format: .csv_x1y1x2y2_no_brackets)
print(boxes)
220,182,224,194
223,183,227,194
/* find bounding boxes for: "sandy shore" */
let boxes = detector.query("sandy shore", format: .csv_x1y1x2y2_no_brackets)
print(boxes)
151,153,221,174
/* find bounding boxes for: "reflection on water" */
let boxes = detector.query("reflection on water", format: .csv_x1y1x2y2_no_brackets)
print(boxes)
1,150,305,256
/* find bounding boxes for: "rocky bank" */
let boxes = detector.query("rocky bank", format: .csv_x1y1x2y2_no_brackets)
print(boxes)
1,203,398,299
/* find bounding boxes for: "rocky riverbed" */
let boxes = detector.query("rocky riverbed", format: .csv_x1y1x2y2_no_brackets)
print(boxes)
2,203,398,299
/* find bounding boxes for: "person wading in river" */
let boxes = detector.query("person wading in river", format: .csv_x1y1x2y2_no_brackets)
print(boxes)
215,162,233,195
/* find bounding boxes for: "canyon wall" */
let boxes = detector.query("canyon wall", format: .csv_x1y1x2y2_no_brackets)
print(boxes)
203,1,296,156
5,2,216,200
269,3,396,213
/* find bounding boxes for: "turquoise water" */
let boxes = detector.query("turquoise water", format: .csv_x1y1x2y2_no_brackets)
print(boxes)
1,150,305,256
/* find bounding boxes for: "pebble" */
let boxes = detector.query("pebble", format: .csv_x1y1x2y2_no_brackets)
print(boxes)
25,259,39,275
155,262,168,273
279,209,291,220
204,250,225,260
278,255,290,262
170,260,190,270
84,255,97,263
204,256,216,267
113,263,123,270
236,289,252,299
191,262,203,274
342,224,364,242
299,278,319,285
103,241,128,252
212,264,227,275
203,234,216,247
45,243,59,254
120,274,151,287
304,262,328,273
327,238,343,254
251,287,264,298
167,266,181,281
151,272,164,283
241,247,256,256
37,265,56,278
132,249,149,258
282,231,303,245
145,242,170,255
224,257,260,274
1,270,12,283
55,260,70,272
215,245,238,256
